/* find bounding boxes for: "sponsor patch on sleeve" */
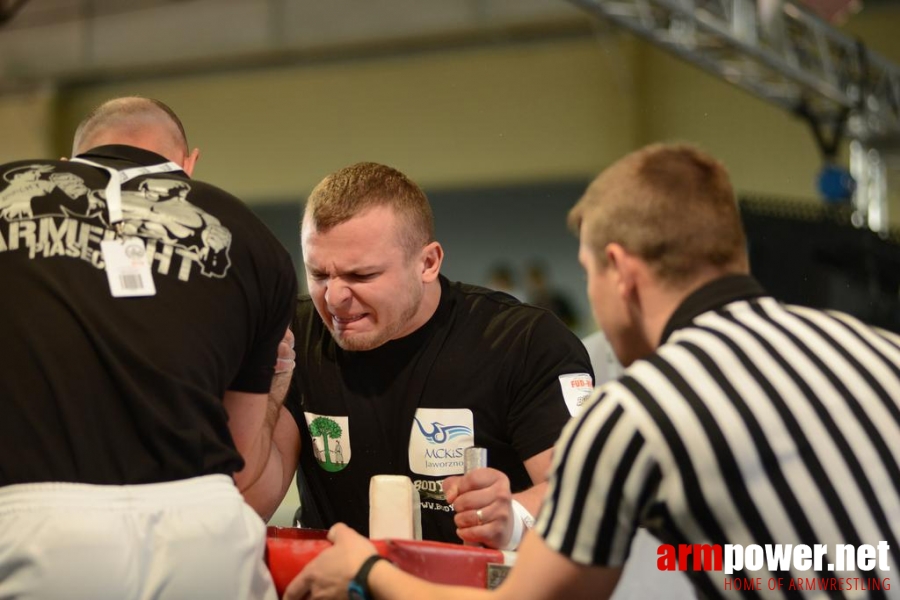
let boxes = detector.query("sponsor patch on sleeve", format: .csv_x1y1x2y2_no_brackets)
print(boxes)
558,373,594,416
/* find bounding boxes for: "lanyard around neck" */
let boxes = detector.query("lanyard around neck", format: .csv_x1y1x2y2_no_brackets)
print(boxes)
69,157,183,225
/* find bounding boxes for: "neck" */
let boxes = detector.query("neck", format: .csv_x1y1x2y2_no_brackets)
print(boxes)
639,268,738,350
401,277,443,338
78,132,185,165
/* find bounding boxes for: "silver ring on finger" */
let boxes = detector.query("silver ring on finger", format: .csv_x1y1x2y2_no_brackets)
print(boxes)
476,508,484,525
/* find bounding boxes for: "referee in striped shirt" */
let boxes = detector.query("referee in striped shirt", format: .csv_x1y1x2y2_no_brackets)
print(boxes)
287,143,900,599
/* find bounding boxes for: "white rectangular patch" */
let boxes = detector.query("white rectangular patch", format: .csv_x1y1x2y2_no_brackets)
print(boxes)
101,237,156,298
408,408,474,476
559,373,594,416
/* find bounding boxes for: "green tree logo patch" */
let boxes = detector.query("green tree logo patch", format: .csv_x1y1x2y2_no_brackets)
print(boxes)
304,413,351,472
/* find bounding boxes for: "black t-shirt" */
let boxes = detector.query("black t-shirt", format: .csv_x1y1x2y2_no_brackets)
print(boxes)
286,276,593,543
0,145,297,486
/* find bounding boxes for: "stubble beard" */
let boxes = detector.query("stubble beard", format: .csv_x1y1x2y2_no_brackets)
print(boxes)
329,282,424,352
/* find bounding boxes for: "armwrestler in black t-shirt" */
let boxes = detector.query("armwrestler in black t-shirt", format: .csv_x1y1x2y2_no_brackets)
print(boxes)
252,162,593,550
0,97,296,599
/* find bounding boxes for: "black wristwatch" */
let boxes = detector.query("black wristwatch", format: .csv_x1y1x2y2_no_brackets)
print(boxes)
347,554,389,600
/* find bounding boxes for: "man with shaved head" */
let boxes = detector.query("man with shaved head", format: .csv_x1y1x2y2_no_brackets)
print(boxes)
0,97,296,599
72,97,194,164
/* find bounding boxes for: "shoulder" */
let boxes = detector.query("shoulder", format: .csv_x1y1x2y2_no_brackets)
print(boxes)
0,159,62,171
445,279,522,309
553,383,641,468
444,280,583,355
687,295,891,351
175,177,250,214
0,160,81,185
187,178,291,253
446,278,566,330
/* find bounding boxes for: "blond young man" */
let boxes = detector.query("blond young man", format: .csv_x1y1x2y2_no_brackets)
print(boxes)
250,162,594,552
286,144,900,600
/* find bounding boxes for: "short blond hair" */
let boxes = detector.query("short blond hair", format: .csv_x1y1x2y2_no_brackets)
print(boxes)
569,144,747,284
304,162,435,257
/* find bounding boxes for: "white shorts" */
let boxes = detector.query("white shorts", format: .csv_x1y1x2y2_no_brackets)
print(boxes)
0,474,276,600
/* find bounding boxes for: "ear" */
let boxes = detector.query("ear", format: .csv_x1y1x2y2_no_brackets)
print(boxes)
605,243,639,300
181,147,201,177
420,241,444,283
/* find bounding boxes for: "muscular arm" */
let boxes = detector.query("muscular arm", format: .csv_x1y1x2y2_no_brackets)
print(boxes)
230,328,302,519
224,387,283,490
240,405,300,521
514,447,553,516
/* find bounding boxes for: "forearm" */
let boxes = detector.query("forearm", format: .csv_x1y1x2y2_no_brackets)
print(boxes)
511,481,547,518
369,561,492,600
510,449,554,530
230,368,293,490
240,405,300,519
369,532,617,600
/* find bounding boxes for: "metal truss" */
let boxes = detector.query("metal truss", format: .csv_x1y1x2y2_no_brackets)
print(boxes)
567,0,900,146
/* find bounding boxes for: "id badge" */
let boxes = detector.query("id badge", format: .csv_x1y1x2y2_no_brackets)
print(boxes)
100,237,157,298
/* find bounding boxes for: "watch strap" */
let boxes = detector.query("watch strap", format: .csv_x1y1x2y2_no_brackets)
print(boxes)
349,554,390,600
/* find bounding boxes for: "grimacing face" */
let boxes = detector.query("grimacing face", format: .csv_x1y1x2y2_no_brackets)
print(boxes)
302,205,427,351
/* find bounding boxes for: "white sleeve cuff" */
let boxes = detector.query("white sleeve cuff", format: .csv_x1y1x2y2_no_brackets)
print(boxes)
502,499,535,551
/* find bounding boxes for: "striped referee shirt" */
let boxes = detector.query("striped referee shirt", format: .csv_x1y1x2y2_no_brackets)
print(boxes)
536,275,900,599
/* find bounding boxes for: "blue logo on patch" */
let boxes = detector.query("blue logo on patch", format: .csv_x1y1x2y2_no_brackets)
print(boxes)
413,417,472,445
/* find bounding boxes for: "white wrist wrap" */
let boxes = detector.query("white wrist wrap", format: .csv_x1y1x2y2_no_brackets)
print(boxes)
502,499,535,551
